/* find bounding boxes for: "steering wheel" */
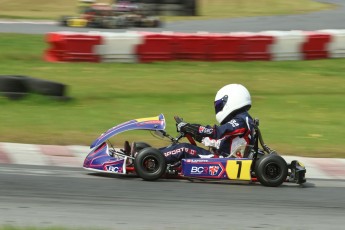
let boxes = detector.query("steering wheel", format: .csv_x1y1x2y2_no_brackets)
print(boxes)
174,115,197,146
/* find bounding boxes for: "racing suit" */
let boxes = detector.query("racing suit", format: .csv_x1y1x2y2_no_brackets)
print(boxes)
160,111,255,164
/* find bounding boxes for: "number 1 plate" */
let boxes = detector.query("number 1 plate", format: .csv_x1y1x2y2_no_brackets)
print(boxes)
226,159,252,180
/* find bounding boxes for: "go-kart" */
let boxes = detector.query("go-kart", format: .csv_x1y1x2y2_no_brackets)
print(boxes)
83,114,306,187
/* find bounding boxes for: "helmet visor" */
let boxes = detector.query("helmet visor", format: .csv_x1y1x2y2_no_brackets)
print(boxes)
214,95,228,114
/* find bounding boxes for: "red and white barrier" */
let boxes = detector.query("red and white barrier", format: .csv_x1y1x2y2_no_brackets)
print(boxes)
207,33,243,61
44,30,345,63
318,29,345,58
44,31,102,62
135,31,175,63
45,32,67,62
302,31,331,60
91,31,144,63
259,30,307,61
230,32,274,61
173,32,211,61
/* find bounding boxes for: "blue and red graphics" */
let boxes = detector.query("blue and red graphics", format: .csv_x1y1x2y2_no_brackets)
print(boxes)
90,114,166,149
209,165,220,175
83,142,126,174
83,142,109,169
104,161,124,173
198,126,213,135
182,158,253,180
182,158,227,179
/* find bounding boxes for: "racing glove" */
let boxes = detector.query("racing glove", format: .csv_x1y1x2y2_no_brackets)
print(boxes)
177,122,198,134
176,122,206,143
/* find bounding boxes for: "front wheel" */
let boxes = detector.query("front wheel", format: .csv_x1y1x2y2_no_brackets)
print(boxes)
254,154,288,187
134,147,166,181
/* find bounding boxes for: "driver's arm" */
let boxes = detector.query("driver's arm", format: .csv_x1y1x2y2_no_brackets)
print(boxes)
177,122,214,142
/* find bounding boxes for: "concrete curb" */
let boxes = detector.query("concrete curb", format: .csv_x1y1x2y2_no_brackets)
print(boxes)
0,142,344,180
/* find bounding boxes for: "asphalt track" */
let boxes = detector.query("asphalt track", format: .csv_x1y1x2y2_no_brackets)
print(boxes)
1,0,345,229
1,164,345,230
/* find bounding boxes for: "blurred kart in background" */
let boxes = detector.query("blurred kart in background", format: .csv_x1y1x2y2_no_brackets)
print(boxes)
59,3,127,29
59,1,162,29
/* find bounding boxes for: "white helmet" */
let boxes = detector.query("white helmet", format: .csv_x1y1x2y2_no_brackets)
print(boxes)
214,84,251,124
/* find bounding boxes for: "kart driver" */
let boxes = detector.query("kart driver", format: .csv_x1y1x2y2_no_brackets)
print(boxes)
159,83,256,164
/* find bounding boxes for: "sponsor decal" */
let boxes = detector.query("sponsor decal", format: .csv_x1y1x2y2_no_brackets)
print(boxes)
198,126,213,134
185,148,197,156
184,162,225,178
191,166,208,174
164,147,184,157
209,165,219,176
106,165,123,173
188,159,209,163
103,160,125,173
164,147,197,157
229,119,239,127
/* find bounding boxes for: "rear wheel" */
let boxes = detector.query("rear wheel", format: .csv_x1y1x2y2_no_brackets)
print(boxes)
134,147,166,181
254,154,288,187
135,142,151,152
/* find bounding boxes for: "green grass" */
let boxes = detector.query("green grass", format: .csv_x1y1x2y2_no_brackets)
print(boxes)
0,227,64,230
0,0,335,20
0,226,93,230
0,33,345,158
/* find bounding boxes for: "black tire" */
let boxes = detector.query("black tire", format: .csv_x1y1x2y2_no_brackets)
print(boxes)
0,75,28,92
25,77,66,97
134,147,166,181
0,75,29,100
135,142,151,152
254,154,288,187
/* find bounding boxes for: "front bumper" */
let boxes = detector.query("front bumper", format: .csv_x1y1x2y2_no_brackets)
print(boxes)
288,160,307,184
